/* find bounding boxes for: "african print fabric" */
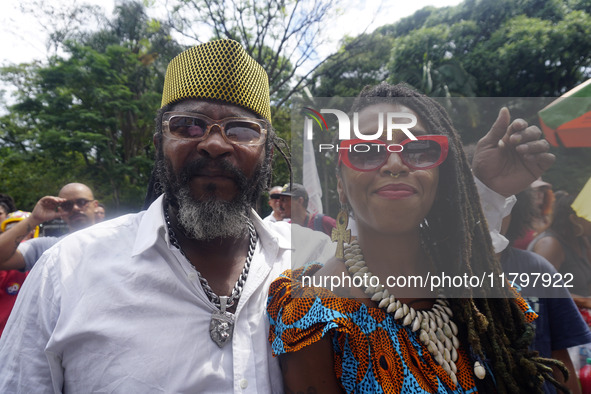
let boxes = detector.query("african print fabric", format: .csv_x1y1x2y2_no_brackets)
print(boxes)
267,264,537,394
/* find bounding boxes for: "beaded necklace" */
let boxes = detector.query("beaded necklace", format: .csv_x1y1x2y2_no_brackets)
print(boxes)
343,240,486,384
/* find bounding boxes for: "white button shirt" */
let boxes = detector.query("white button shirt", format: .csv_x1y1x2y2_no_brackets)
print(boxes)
0,195,335,393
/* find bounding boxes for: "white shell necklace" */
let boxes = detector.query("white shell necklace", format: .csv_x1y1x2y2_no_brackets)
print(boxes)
343,240,486,385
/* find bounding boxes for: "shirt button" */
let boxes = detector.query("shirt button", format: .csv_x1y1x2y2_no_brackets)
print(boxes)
188,272,197,280
240,379,248,389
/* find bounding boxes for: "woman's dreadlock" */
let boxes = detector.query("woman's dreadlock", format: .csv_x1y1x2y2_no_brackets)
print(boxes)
348,82,569,393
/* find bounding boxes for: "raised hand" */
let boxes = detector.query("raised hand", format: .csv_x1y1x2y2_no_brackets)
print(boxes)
30,196,67,225
472,107,555,197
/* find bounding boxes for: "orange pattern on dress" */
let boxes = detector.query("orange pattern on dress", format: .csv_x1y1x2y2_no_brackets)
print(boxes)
268,265,537,393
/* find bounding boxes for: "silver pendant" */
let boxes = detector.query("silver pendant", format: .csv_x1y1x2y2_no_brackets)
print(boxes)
209,296,234,348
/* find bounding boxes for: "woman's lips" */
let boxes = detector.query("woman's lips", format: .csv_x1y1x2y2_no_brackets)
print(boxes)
375,183,417,199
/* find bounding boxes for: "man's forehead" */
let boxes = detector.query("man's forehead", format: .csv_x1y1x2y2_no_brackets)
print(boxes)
59,186,94,200
170,99,260,119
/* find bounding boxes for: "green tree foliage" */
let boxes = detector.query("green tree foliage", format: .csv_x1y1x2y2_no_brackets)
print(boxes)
310,31,394,97
314,0,591,99
385,0,591,98
0,2,184,212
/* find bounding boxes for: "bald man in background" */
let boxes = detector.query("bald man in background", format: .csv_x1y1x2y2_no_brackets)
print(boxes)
0,183,97,271
263,185,283,223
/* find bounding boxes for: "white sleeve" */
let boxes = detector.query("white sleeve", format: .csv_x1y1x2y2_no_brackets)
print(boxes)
474,177,516,254
290,224,336,269
0,251,62,393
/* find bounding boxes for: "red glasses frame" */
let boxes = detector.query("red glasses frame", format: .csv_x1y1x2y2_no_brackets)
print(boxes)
338,135,449,172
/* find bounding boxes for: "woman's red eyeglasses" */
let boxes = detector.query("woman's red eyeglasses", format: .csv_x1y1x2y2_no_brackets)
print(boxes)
338,135,449,172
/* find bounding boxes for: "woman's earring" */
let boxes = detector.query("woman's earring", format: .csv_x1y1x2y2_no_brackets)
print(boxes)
332,204,352,260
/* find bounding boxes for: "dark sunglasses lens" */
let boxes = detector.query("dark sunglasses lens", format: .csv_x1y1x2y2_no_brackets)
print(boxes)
60,201,74,211
60,199,89,211
348,142,388,170
402,140,442,168
225,121,263,144
168,116,207,139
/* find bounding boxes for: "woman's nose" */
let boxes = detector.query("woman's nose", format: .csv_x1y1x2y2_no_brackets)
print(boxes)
378,151,410,177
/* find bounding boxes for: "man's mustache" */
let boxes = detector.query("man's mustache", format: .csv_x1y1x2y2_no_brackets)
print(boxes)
68,212,87,220
179,158,248,190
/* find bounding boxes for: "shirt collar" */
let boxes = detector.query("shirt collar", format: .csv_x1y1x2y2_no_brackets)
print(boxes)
249,209,291,257
132,194,167,257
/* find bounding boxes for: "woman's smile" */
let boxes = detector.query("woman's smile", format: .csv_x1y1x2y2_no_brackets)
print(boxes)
374,183,417,199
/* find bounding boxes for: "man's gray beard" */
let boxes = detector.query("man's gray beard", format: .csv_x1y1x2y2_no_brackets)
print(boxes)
154,151,270,241
175,185,249,240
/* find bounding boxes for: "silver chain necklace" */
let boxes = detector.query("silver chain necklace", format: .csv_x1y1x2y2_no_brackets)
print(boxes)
164,202,257,348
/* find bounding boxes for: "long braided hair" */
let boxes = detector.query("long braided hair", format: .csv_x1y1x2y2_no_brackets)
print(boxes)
346,83,568,393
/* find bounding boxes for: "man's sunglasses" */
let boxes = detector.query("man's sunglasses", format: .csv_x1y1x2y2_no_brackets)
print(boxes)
60,198,92,212
162,112,267,146
338,135,449,172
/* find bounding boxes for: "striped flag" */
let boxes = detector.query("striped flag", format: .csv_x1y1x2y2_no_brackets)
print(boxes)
539,79,591,147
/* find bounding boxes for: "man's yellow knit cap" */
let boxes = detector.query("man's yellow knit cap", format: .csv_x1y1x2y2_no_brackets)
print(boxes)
161,39,271,123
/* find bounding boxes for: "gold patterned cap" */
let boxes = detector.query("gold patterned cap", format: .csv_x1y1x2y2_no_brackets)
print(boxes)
161,39,271,123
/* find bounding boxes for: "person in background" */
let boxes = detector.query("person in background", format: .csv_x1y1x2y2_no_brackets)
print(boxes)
513,178,554,250
94,203,106,222
0,183,97,272
529,191,591,308
0,211,39,336
0,194,16,224
263,185,283,223
273,182,336,236
501,189,591,394
1,211,39,240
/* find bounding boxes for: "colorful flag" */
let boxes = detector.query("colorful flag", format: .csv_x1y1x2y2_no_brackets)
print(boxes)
572,177,591,223
539,79,591,147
